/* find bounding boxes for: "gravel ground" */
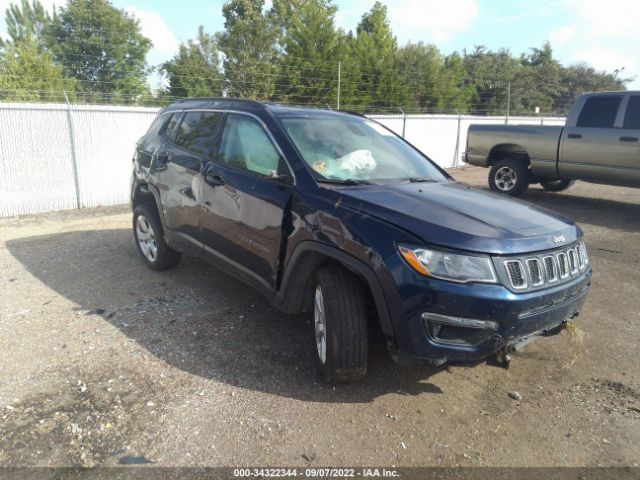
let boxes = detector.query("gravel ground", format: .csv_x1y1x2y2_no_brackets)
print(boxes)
0,167,639,468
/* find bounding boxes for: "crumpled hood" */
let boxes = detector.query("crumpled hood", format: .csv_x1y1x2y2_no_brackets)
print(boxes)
335,181,579,255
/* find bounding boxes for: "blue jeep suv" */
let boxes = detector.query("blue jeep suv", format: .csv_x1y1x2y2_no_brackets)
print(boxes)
131,98,591,383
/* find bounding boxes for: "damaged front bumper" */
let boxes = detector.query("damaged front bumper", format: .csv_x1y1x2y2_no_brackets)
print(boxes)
388,268,591,366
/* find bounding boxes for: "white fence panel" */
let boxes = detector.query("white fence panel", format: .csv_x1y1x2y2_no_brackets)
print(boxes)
71,105,160,208
0,103,566,217
0,104,77,216
370,115,462,169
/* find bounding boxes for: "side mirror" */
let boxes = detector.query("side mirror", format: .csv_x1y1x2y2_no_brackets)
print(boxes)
154,152,171,165
269,170,291,184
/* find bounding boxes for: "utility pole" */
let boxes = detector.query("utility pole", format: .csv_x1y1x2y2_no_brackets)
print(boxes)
337,61,341,110
506,81,511,124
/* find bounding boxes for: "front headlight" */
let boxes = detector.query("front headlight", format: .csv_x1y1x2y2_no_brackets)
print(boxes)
398,245,497,284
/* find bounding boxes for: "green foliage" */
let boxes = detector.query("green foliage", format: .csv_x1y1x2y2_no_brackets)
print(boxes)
554,63,625,115
463,45,519,115
271,0,341,106
0,38,75,102
46,0,152,103
217,0,278,99
342,1,410,112
1,0,54,50
161,26,224,98
0,0,630,111
396,43,473,113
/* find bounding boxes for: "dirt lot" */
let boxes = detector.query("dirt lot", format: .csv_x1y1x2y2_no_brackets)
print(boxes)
0,166,639,468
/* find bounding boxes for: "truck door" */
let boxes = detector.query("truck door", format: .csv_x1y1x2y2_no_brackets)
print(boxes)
559,94,626,185
151,111,222,247
200,112,293,291
613,95,640,186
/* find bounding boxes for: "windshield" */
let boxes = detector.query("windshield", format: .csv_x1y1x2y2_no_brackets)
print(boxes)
279,115,448,183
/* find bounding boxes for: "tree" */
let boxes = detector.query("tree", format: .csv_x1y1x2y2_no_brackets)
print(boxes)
47,0,152,103
162,26,224,99
0,38,75,102
554,63,626,115
0,0,73,102
270,0,341,105
217,0,278,99
509,42,562,114
0,0,54,50
463,46,519,115
437,53,475,113
343,1,409,112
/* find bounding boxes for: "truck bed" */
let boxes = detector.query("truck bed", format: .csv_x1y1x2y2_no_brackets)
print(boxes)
465,124,564,178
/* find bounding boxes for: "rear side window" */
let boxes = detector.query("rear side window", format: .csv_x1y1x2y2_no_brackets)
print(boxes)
623,96,640,129
174,111,223,158
577,96,622,128
145,113,171,139
164,113,181,140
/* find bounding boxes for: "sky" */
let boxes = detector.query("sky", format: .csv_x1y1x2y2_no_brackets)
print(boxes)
1,0,638,89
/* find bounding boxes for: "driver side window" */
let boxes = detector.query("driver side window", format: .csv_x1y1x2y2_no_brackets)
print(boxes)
219,114,282,176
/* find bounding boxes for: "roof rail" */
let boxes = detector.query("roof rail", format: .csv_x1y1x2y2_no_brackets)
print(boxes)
173,97,266,108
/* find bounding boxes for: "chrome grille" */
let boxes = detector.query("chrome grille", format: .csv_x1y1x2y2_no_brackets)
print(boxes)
576,244,588,269
505,261,527,289
568,249,578,275
526,258,543,286
494,242,589,292
543,255,558,283
557,252,569,278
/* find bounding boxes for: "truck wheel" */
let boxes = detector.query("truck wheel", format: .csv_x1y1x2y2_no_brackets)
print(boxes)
133,203,181,271
489,159,530,197
540,178,575,192
313,266,369,383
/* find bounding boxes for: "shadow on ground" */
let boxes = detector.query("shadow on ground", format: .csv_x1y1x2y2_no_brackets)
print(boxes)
7,229,444,404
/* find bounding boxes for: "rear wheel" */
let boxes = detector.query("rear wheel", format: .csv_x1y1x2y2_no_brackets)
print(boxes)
489,158,530,197
540,178,575,192
313,266,369,383
133,203,181,271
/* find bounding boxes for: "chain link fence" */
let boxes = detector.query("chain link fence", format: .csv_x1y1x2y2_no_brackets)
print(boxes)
0,101,565,217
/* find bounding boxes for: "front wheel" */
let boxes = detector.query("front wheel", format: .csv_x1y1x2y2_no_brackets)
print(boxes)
540,178,575,192
313,266,369,383
488,159,530,197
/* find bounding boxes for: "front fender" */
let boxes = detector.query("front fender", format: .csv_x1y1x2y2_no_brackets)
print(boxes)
276,241,396,339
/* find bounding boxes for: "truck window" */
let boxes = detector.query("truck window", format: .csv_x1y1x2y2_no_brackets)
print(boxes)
174,112,222,158
577,96,622,128
623,96,640,130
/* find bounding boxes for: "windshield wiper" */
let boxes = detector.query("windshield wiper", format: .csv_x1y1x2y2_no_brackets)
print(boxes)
407,177,437,183
317,178,372,186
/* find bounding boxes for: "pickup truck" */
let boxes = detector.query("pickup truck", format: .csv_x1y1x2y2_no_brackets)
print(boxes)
465,91,640,196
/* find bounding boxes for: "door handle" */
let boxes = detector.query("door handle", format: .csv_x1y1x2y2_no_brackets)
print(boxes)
567,133,582,139
205,173,226,187
619,136,638,142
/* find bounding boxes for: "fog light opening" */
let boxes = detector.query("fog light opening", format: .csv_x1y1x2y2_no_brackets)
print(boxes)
421,312,499,330
432,323,443,337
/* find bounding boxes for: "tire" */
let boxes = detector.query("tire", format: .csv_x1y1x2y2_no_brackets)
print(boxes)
488,158,530,197
540,178,575,192
133,203,181,271
313,266,369,383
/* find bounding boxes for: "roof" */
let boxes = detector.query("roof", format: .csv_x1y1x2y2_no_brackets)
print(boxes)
163,97,358,118
580,90,639,97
